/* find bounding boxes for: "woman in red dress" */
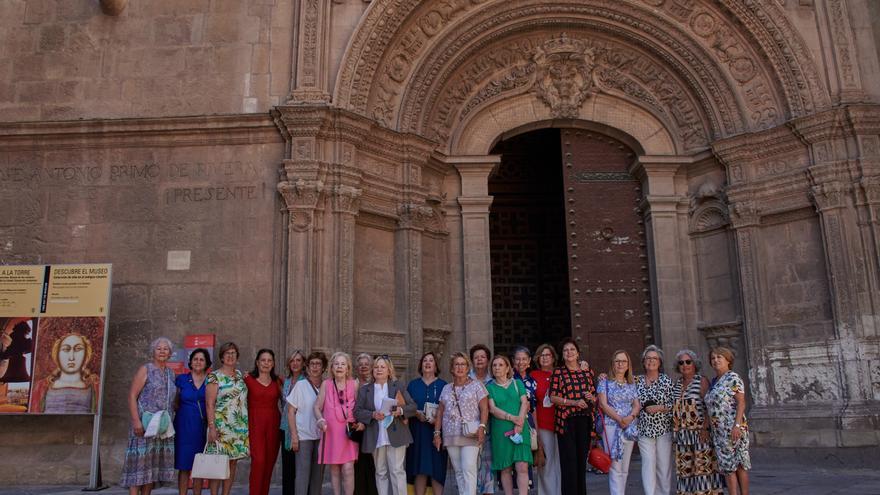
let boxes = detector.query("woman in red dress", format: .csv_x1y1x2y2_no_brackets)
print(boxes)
245,349,283,495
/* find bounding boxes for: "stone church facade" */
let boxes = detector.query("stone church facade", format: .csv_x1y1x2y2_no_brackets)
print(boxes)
1,0,879,483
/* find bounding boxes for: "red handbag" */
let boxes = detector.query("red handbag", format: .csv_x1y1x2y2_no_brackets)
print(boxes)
588,445,612,474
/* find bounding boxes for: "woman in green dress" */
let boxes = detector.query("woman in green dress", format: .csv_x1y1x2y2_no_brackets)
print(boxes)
206,341,250,495
487,355,532,495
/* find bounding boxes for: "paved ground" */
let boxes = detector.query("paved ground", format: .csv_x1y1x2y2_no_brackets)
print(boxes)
3,449,879,494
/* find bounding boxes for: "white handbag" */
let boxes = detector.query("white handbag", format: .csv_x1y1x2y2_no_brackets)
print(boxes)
191,442,230,480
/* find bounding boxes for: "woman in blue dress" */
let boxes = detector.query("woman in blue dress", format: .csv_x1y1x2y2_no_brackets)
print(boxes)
174,348,211,495
406,352,448,495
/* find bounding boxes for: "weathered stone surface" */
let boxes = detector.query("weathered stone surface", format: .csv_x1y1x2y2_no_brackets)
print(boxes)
1,0,880,485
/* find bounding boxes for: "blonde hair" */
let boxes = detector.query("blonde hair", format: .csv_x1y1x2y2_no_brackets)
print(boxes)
50,333,94,382
373,356,397,381
491,355,514,380
449,351,471,372
329,351,353,379
608,349,634,384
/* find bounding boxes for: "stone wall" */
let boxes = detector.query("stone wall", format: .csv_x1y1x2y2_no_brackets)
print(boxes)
0,116,285,483
0,0,293,121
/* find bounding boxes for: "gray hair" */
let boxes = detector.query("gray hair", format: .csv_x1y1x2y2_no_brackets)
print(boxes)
149,337,174,356
641,344,664,368
674,349,701,373
356,352,373,365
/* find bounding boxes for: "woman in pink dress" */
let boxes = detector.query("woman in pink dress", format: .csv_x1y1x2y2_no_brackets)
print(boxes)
314,351,363,495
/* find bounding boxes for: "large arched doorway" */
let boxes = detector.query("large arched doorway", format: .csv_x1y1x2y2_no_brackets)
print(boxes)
489,128,652,366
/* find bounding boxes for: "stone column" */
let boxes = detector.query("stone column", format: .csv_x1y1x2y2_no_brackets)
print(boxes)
278,159,327,353
446,155,500,351
288,0,332,103
635,156,696,365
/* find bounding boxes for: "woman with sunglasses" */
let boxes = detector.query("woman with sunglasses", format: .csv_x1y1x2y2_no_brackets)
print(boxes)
671,349,722,495
315,351,361,495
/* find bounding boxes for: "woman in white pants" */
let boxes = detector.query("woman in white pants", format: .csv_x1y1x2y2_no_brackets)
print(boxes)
597,350,641,495
355,356,417,495
637,345,675,495
433,352,489,495
530,343,561,495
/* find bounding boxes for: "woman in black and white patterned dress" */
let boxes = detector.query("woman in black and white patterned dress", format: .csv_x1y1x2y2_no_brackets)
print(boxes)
636,345,674,495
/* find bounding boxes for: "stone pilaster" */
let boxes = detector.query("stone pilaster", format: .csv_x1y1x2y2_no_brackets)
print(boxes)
277,159,327,353
816,0,865,103
288,0,332,104
330,183,362,352
634,155,699,368
446,155,500,351
396,203,431,371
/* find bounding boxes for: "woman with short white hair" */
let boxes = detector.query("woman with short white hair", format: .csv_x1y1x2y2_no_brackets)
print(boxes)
637,345,674,495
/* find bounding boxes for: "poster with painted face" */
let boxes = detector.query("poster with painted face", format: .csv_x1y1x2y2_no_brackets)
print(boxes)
0,317,37,413
27,317,105,414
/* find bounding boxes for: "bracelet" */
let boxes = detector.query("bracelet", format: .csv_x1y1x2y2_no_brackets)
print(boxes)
433,430,442,437
479,423,487,431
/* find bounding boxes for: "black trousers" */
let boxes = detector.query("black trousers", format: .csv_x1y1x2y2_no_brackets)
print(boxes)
354,449,379,495
281,431,295,495
557,414,593,495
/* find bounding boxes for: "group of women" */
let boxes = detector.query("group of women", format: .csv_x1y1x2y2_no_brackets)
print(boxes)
597,346,751,495
118,337,751,495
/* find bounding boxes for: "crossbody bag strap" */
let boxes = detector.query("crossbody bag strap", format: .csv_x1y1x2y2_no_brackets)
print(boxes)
333,379,349,422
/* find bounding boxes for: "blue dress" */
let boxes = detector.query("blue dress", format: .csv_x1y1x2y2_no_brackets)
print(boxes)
406,377,448,484
174,373,208,471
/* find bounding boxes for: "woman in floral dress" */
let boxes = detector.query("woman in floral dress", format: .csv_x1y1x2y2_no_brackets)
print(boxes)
206,342,250,495
705,347,750,495
597,350,640,495
121,337,177,495
671,349,722,495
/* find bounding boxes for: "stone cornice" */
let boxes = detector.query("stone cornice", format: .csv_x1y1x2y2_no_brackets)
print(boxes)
0,114,282,150
271,104,437,157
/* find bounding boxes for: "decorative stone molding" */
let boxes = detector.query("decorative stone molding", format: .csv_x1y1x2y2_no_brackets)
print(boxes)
331,185,363,215
289,0,332,104
423,326,452,362
697,319,744,349
729,200,760,228
334,0,827,142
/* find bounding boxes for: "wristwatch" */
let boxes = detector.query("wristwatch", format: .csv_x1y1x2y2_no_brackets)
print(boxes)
479,423,487,431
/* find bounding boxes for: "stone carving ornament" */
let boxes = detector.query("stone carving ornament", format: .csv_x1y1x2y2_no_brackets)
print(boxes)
531,34,598,119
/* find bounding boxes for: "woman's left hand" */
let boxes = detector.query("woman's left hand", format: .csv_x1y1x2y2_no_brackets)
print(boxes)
731,425,742,443
477,427,486,445
513,424,522,435
511,415,524,427
355,422,366,431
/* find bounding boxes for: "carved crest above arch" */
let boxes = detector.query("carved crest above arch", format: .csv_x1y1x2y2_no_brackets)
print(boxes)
532,34,599,119
332,0,828,148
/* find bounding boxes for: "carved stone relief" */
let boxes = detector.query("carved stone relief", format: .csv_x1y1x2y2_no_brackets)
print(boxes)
418,32,713,150
334,0,827,139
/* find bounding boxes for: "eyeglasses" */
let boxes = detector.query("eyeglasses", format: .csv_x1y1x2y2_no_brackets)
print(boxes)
678,360,693,365
644,356,660,361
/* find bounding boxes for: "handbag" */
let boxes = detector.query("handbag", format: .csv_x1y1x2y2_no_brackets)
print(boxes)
191,442,230,480
334,379,363,443
453,383,480,438
588,444,612,474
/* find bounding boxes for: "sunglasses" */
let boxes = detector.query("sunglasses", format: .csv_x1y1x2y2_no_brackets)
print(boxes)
678,359,693,365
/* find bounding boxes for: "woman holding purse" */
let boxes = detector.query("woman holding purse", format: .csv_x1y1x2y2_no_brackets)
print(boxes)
120,337,177,495
174,348,211,495
433,352,488,495
354,356,417,495
315,351,361,495
206,342,250,495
